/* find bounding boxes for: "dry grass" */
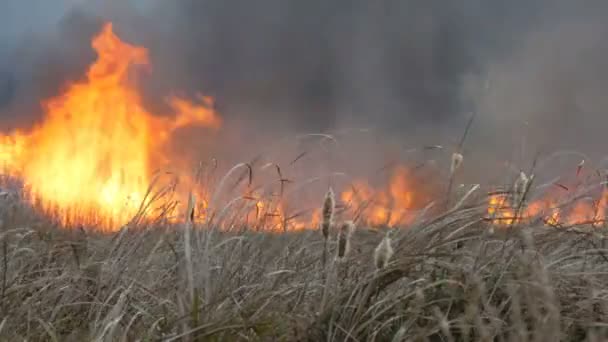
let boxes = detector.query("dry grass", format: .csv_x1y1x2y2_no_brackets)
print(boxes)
1,140,608,341
0,191,608,342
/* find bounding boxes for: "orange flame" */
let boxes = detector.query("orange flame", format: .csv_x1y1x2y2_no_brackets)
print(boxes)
249,198,318,232
487,187,608,227
341,166,436,226
0,23,220,230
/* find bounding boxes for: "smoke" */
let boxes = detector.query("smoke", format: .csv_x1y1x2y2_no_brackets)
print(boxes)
465,1,608,177
0,1,102,128
137,0,545,134
1,0,608,177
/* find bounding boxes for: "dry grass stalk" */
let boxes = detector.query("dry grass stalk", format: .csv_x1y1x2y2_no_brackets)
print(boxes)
183,192,195,308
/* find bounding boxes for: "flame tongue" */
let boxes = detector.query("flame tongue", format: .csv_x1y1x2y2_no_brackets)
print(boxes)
0,23,220,230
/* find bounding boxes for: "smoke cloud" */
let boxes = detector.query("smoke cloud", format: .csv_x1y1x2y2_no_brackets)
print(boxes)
467,1,608,167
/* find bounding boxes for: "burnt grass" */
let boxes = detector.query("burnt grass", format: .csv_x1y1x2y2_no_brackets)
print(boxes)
0,195,608,341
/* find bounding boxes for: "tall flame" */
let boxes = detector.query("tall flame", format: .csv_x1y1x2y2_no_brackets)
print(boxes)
0,23,220,229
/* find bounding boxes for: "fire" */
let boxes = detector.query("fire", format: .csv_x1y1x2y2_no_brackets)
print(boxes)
0,22,436,232
2,22,604,233
0,23,220,230
341,166,437,226
487,185,608,227
249,199,318,232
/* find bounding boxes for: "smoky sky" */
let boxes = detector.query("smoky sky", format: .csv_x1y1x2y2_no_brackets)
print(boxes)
1,0,608,167
0,1,538,127
136,0,547,133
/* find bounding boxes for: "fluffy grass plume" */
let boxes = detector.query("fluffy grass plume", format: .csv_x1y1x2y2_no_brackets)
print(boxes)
513,170,530,206
450,152,463,175
374,232,394,270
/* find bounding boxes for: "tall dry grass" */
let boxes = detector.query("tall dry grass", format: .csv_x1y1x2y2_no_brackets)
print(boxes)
0,186,608,341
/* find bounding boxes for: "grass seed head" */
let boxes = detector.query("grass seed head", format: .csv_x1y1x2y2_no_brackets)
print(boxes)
321,187,335,239
374,233,394,270
513,171,529,205
450,152,464,175
336,220,355,259
514,171,529,193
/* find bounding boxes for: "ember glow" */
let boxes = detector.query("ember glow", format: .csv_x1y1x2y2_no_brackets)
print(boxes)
0,23,220,230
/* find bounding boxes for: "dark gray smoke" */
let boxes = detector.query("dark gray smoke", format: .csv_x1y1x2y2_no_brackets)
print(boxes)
1,0,608,174
136,0,547,134
0,1,539,128
0,1,101,129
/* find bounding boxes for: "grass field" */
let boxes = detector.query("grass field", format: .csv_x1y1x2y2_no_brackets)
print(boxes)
1,176,608,342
